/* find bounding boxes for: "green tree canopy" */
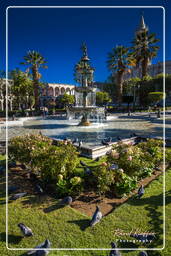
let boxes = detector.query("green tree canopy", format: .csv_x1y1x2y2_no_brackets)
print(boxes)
107,45,134,104
148,92,166,105
96,91,111,106
21,50,48,110
57,93,75,108
131,27,159,78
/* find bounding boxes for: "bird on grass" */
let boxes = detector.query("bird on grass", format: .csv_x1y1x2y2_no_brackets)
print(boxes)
139,252,148,256
18,223,33,237
137,185,145,199
90,206,102,226
27,239,51,255
109,242,121,256
35,184,44,194
61,196,73,206
10,192,27,200
85,167,92,175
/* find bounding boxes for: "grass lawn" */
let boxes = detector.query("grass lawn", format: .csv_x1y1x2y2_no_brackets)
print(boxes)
0,158,170,255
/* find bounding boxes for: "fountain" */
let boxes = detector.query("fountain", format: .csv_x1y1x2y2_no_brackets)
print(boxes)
67,43,105,126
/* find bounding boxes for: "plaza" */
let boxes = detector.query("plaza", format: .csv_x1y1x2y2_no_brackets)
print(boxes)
0,4,171,256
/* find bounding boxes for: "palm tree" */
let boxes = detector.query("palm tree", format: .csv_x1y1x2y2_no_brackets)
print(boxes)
21,51,47,110
131,16,159,78
107,45,133,104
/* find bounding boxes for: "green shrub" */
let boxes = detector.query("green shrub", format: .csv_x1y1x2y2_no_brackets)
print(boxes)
114,173,137,195
93,139,164,195
93,164,115,194
9,134,52,170
148,91,166,104
9,134,81,196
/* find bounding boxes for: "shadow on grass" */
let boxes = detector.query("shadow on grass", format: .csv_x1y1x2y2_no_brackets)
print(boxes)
0,232,23,244
67,219,90,231
22,195,48,207
43,202,64,213
127,192,166,249
127,192,171,207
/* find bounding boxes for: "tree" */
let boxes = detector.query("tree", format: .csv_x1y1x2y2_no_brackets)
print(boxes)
123,77,141,95
107,46,134,104
10,69,34,109
57,93,75,108
21,51,47,110
131,16,159,78
96,91,111,106
148,92,166,105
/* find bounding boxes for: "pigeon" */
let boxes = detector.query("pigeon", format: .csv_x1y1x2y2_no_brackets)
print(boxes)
138,185,145,199
10,192,27,200
130,133,137,137
101,139,109,146
109,164,119,170
85,167,92,175
27,239,51,255
90,206,102,226
79,140,83,147
35,184,44,194
139,252,148,256
63,137,68,141
109,242,121,256
8,186,19,194
18,223,33,237
130,233,155,243
107,137,112,143
61,196,73,205
117,136,121,141
72,138,79,144
80,160,87,167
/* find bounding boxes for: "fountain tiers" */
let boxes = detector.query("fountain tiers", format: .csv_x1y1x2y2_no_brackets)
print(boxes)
68,43,105,126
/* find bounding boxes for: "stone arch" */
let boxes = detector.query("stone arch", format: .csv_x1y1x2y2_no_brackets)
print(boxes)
55,87,60,96
61,87,65,95
48,87,53,96
42,88,47,96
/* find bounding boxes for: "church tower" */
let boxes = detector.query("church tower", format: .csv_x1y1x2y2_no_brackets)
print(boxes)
136,14,148,36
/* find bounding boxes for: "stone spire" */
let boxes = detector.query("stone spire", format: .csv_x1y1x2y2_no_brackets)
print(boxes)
136,14,148,35
81,42,90,61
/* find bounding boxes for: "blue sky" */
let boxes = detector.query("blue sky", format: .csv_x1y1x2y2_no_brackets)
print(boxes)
0,0,171,84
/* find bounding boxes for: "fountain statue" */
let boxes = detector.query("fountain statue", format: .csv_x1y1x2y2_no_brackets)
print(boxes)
67,43,105,126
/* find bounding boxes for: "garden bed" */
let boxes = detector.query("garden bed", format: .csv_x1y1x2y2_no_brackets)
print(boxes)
8,134,170,217
8,163,164,216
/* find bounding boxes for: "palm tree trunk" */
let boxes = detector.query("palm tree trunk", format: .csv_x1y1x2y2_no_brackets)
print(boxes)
32,65,39,110
142,58,148,78
116,71,124,105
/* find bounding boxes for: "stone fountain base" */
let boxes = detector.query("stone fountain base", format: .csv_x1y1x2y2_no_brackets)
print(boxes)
78,120,91,126
78,115,91,126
